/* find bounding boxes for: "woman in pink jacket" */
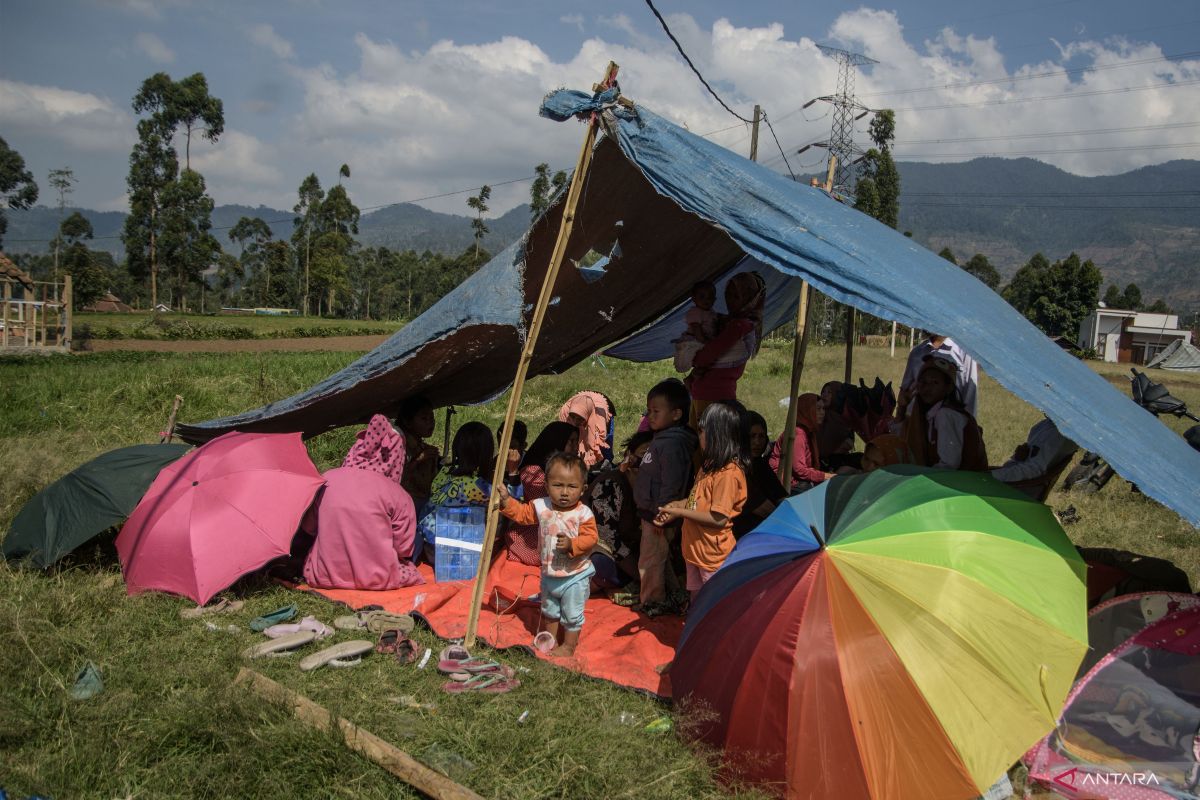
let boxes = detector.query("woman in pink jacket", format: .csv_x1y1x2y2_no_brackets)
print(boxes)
303,414,424,590
769,393,836,493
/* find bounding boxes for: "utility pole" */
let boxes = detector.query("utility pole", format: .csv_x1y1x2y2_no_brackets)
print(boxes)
749,105,761,162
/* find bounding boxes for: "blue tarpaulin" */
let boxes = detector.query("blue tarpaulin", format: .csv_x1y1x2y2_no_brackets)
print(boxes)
180,88,1200,526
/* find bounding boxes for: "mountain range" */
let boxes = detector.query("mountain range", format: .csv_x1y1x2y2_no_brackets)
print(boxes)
5,157,1197,311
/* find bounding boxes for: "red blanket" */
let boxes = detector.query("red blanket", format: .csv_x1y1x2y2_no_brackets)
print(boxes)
302,556,679,698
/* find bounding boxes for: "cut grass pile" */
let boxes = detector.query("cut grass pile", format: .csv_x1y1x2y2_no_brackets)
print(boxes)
75,312,403,341
1,342,1197,798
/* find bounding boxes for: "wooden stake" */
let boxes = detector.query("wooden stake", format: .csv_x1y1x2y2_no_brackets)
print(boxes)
233,669,483,800
25,300,32,346
749,105,761,162
2,281,9,348
161,395,184,443
39,286,47,346
63,275,73,350
463,62,620,648
778,284,813,486
890,320,897,358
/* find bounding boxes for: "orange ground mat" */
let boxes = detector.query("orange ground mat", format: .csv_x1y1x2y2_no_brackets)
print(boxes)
301,555,680,698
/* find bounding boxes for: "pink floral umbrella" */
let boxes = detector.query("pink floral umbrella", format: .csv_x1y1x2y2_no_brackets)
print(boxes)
116,431,324,605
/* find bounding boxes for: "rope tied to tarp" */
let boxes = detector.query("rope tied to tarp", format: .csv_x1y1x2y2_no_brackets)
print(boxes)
539,86,636,123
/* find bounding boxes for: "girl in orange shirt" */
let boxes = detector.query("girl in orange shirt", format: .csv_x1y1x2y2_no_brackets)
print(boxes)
655,402,747,601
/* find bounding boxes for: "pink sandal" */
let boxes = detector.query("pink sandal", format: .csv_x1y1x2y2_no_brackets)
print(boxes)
441,673,521,694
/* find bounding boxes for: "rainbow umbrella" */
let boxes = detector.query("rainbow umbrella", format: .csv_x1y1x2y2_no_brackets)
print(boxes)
672,466,1088,800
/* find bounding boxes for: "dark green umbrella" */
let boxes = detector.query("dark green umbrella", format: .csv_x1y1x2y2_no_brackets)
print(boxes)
3,443,191,568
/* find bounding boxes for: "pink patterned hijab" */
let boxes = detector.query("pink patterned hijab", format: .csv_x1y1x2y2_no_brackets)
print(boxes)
341,414,407,483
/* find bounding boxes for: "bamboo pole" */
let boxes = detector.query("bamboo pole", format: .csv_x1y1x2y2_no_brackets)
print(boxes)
843,306,855,384
890,320,897,358
233,669,483,800
25,300,32,346
777,285,813,486
161,395,184,443
39,286,47,346
464,62,620,649
777,156,837,487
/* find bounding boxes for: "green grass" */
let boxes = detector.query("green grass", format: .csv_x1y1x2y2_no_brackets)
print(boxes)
75,311,404,341
1,342,1197,798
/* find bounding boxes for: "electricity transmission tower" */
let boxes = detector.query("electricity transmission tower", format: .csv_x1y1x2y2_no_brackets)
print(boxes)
812,45,877,194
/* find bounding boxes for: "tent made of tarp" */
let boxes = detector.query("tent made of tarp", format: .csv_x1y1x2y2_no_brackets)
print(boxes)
178,87,1200,527
1148,338,1200,371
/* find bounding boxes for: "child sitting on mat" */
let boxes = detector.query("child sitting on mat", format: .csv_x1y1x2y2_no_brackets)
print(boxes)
497,452,598,657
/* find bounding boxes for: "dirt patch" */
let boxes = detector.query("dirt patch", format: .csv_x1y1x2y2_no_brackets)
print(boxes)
82,335,391,353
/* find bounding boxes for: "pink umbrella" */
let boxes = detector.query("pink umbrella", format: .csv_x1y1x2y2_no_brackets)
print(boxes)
116,431,324,605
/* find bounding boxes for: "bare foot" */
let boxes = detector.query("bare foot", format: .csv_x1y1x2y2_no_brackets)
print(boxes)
550,643,576,657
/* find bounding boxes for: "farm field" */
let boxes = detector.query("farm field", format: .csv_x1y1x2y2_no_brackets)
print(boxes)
74,311,404,341
1,341,1197,799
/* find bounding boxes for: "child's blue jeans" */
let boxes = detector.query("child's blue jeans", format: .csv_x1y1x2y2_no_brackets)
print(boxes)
541,564,594,631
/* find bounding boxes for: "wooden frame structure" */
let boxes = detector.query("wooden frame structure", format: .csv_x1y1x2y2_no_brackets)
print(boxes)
1,269,72,352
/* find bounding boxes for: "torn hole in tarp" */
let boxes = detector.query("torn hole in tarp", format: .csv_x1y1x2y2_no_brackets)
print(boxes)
575,238,622,284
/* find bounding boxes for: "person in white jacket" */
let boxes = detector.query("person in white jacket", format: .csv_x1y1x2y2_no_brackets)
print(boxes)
991,417,1077,484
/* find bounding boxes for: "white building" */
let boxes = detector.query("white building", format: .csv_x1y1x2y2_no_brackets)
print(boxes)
1078,307,1193,364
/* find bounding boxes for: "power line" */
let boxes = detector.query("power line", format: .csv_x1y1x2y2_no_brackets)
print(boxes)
906,190,1200,197
643,0,754,124
891,78,1200,112
905,202,1200,210
760,111,796,180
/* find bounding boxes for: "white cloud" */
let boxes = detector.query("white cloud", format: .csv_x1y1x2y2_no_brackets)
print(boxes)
0,80,132,153
560,14,583,32
134,32,175,63
248,23,295,61
190,129,284,191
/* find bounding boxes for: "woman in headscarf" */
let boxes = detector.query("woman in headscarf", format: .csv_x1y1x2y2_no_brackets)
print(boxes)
768,393,836,493
687,271,767,427
504,421,579,565
860,434,914,473
557,391,614,468
303,414,424,590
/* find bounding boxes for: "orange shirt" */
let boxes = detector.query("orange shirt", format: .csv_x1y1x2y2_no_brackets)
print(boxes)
681,463,747,572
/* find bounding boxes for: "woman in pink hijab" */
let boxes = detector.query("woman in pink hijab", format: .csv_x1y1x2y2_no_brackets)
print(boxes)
557,391,615,468
303,414,424,590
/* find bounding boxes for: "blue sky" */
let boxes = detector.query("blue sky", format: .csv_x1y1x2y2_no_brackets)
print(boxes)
2,0,1198,214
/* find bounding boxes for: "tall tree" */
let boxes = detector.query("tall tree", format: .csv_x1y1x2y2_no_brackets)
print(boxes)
338,163,350,184
853,110,899,229
0,136,39,249
961,253,1001,290
292,173,324,316
937,247,957,264
466,184,491,260
135,72,224,171
48,167,75,290
123,118,178,308
229,216,273,306
313,181,359,313
530,163,567,220
158,169,221,310
59,212,107,309
1145,298,1172,314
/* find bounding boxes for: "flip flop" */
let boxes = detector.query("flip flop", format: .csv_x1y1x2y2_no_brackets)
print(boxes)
242,630,317,659
263,616,334,640
375,629,419,663
299,640,374,672
441,673,521,694
249,604,298,632
180,598,245,619
439,644,470,663
437,658,514,677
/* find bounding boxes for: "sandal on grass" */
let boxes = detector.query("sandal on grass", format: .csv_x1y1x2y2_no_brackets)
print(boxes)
437,658,514,677
249,604,298,632
264,616,334,639
376,629,420,664
439,644,470,663
180,598,245,619
242,630,317,659
441,673,521,694
299,640,374,672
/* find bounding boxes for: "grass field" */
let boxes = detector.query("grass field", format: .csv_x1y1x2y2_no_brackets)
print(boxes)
75,311,404,340
1,341,1197,799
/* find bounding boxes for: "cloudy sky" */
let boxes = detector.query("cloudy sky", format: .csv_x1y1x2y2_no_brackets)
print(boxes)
2,0,1198,217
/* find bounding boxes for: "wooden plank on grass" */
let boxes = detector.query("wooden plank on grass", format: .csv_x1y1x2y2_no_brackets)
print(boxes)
233,668,483,800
